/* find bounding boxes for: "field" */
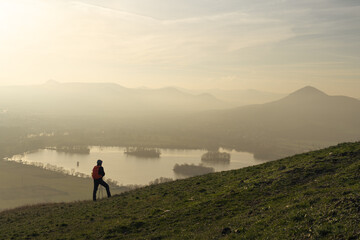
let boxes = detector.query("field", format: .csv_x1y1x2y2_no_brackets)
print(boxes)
0,159,125,211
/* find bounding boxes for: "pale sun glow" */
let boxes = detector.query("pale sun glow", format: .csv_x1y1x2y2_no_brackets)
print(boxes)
0,0,359,96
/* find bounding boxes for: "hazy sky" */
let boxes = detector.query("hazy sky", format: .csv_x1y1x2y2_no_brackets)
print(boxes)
0,0,359,96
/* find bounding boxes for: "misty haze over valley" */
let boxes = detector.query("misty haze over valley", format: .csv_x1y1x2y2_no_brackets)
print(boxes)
1,82,358,159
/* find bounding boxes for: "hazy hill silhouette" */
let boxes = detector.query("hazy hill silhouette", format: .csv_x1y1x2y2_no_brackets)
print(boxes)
184,86,360,158
225,86,360,141
0,82,227,115
180,88,285,106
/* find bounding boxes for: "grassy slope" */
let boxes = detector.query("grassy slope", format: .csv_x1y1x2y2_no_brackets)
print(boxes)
0,142,359,240
0,160,125,211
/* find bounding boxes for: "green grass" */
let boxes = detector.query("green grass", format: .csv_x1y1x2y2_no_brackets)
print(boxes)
1,142,359,239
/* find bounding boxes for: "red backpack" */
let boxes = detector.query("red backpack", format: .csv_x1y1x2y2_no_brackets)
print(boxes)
92,166,102,179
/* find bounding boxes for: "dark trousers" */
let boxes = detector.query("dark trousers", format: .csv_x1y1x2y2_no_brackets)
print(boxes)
93,178,111,201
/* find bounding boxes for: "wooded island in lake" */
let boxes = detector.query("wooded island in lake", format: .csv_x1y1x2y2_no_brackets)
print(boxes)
124,147,161,158
173,163,214,177
201,151,231,163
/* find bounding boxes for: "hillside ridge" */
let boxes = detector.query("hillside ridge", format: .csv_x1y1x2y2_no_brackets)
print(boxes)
1,142,359,239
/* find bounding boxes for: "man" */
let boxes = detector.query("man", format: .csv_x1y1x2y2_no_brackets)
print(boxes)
92,159,111,201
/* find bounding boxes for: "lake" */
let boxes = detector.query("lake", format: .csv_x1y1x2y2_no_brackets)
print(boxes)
9,147,265,185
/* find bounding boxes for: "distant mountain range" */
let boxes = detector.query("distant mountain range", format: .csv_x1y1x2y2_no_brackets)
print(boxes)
188,86,360,158
179,87,285,106
0,82,228,115
0,82,289,116
0,83,358,159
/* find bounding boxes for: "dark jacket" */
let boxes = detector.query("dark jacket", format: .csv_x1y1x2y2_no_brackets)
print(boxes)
98,166,105,177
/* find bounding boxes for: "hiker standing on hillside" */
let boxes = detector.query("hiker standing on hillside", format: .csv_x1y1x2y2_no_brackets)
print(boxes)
92,159,111,201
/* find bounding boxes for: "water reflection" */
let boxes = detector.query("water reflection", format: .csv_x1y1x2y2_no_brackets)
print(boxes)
9,146,262,185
